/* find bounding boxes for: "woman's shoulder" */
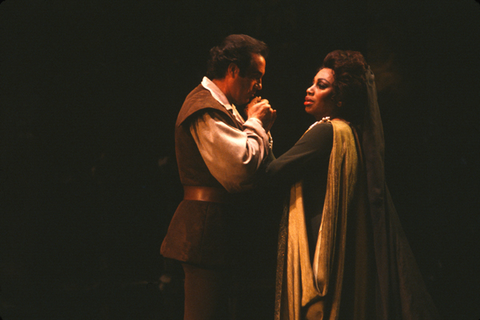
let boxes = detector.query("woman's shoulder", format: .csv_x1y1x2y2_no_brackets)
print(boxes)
305,120,333,137
298,121,333,151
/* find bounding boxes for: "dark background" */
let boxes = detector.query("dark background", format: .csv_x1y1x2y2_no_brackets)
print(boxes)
1,0,479,319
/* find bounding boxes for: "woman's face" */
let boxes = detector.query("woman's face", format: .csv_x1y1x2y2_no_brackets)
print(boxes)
304,68,336,120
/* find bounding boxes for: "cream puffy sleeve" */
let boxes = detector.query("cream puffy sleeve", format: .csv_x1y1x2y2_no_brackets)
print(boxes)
190,111,270,193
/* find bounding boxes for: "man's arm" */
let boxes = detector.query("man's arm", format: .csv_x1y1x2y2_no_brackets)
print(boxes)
190,110,270,193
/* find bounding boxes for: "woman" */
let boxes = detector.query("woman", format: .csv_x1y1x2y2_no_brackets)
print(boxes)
267,50,439,320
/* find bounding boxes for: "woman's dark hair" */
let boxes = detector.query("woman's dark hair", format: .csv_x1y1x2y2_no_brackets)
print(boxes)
322,50,368,124
206,34,268,80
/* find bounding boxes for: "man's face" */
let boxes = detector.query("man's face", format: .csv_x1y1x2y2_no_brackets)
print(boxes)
229,54,265,106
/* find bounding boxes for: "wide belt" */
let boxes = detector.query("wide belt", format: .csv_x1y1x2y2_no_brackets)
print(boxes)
183,186,231,203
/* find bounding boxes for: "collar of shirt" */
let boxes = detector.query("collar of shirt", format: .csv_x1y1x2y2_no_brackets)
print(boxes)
201,76,234,111
201,77,244,123
201,77,272,149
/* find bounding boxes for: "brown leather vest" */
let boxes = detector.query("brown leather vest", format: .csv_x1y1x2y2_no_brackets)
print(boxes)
175,84,243,189
161,84,245,266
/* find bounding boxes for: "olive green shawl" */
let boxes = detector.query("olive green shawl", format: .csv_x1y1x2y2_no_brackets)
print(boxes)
275,119,360,320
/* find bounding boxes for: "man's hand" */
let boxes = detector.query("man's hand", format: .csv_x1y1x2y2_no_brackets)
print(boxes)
245,97,277,132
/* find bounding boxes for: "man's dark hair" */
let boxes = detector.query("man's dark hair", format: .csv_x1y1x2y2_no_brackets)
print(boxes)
206,34,268,80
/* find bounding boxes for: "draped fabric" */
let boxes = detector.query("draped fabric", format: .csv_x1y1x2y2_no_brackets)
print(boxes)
274,67,439,320
276,119,364,320
362,67,440,320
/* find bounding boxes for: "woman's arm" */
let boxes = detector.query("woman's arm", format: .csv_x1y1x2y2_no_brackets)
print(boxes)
266,122,333,187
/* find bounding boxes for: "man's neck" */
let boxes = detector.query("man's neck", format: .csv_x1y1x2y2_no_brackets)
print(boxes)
211,78,232,104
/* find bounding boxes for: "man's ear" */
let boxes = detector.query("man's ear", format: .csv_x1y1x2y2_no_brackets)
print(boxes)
228,63,240,78
337,100,342,108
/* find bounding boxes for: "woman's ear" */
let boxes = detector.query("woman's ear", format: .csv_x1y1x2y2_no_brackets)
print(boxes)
331,94,342,108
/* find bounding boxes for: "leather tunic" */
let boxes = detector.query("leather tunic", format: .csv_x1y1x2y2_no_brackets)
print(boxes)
160,84,245,267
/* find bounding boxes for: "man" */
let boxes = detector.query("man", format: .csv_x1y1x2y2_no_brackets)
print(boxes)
160,34,276,319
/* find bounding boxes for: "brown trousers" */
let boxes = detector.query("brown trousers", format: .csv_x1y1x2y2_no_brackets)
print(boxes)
182,263,231,320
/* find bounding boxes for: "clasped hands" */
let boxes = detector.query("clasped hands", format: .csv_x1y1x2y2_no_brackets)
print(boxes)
245,96,276,132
